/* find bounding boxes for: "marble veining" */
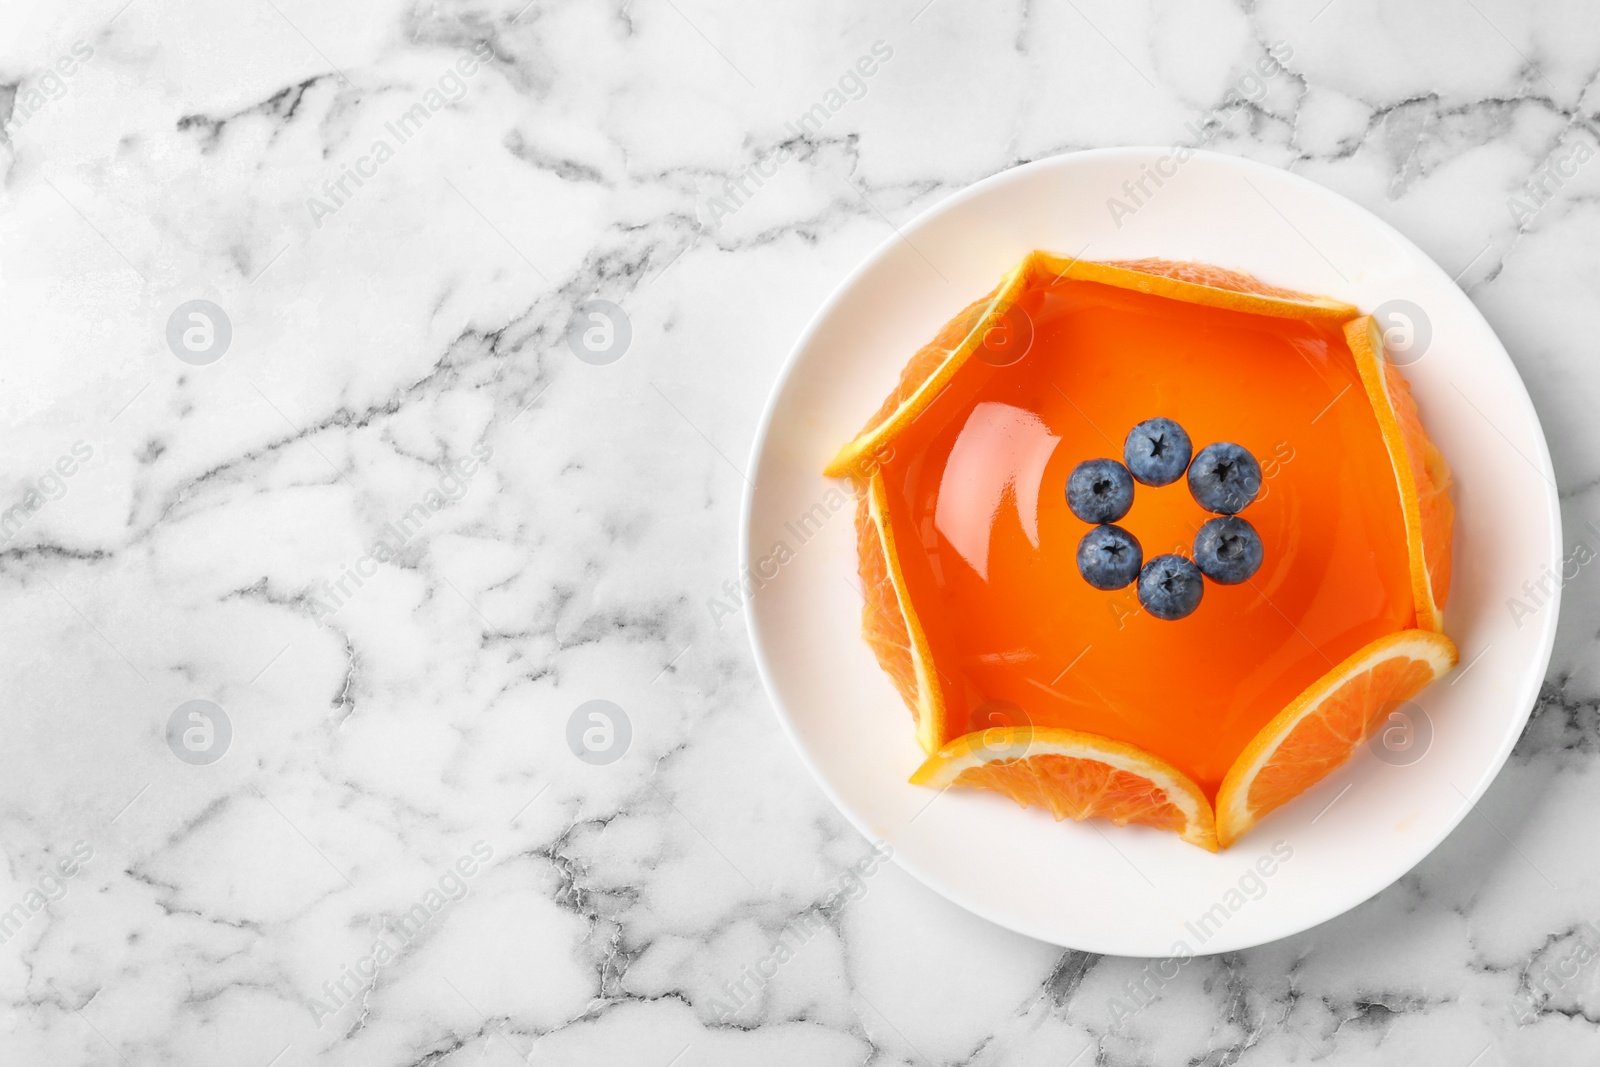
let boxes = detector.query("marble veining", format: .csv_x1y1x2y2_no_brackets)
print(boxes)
3,0,1600,1063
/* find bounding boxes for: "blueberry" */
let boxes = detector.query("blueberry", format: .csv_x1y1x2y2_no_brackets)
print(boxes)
1137,554,1204,620
1077,524,1142,590
1066,459,1134,524
1123,417,1192,487
1187,442,1262,514
1193,516,1264,585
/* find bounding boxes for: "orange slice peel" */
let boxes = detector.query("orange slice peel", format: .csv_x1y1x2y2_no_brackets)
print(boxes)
1215,629,1458,848
1038,254,1360,322
1346,316,1455,632
857,470,946,753
910,726,1219,852
823,258,1033,479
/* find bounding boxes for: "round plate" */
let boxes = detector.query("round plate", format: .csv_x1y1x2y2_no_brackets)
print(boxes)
741,148,1560,955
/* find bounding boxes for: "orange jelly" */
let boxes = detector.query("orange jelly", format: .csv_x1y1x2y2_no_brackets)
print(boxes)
879,277,1416,797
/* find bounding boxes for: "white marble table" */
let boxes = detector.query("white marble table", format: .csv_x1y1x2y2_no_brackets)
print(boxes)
3,0,1600,1063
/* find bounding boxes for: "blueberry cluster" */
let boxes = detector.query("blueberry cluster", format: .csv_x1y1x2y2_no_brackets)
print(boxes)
1065,417,1265,621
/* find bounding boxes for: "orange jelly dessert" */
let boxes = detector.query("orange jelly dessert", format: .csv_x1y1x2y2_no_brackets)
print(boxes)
829,256,1457,850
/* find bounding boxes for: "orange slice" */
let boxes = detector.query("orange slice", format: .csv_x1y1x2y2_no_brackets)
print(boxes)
858,470,945,753
1036,254,1360,321
1215,629,1458,848
911,726,1218,851
1346,316,1455,632
823,258,1034,479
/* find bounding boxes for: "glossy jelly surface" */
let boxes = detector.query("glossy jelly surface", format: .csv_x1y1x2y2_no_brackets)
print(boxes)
879,278,1414,796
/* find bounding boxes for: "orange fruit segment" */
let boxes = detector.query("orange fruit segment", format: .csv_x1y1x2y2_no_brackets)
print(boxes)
910,727,1218,851
857,470,946,753
1038,254,1360,321
824,258,1034,479
1346,316,1455,632
1215,629,1458,848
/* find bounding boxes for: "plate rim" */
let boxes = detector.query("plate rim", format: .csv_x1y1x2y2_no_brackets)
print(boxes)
739,145,1563,954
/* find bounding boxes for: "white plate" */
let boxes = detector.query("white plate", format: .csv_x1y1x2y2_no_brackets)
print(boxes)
741,148,1560,955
